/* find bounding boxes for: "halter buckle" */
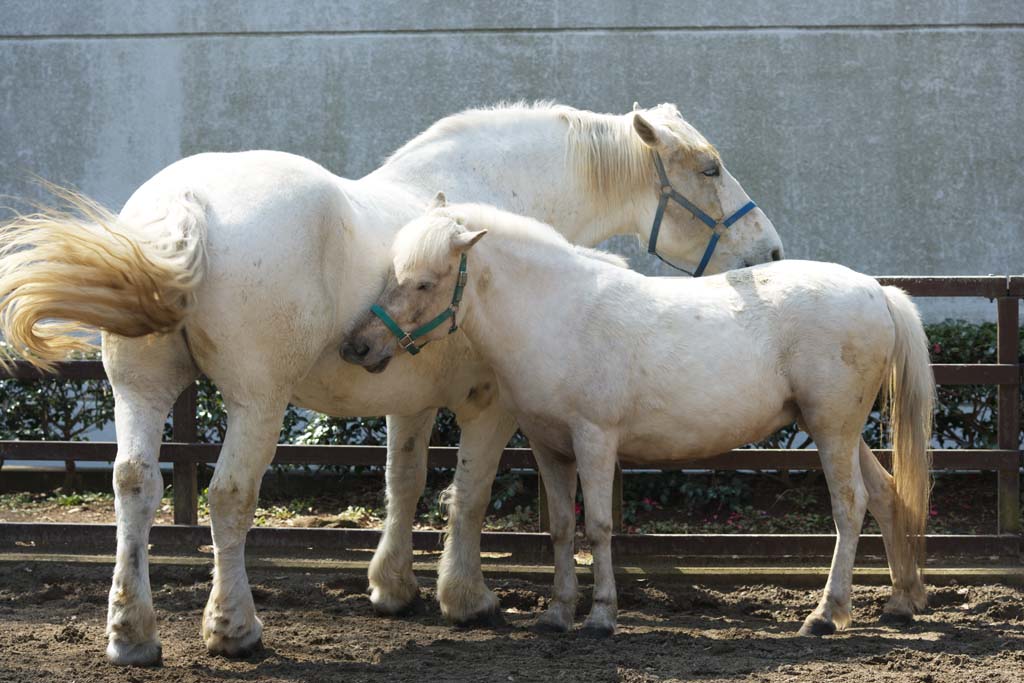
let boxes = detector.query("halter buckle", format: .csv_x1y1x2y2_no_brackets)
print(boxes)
398,334,417,351
456,271,468,288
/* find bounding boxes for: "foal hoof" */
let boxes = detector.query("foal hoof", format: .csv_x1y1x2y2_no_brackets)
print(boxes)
106,639,163,667
530,620,569,635
798,616,836,637
579,623,615,639
374,592,427,618
879,610,915,627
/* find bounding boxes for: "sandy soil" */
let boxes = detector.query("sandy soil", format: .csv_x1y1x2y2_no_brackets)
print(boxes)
0,561,1021,682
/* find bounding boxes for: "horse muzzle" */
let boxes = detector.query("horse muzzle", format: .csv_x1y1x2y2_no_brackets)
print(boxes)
340,340,393,373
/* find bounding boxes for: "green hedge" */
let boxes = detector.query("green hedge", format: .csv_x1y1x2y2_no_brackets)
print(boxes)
1,320,1021,451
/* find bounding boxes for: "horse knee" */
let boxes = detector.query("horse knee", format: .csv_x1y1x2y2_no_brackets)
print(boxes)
113,458,160,500
585,519,612,546
207,478,258,519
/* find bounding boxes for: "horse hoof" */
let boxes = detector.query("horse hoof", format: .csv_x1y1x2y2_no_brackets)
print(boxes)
209,636,263,659
578,623,615,639
454,608,506,629
880,610,915,627
374,592,427,618
798,616,836,637
106,639,163,667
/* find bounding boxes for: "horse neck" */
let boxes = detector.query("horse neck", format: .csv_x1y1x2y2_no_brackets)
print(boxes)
459,234,581,365
367,112,645,248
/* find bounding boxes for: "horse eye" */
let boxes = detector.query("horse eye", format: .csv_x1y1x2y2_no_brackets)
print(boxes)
416,282,434,292
702,166,720,178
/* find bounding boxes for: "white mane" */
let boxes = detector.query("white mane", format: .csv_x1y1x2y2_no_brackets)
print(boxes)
385,101,718,210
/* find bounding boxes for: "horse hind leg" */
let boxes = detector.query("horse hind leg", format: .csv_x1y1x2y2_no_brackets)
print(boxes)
799,429,869,637
202,393,291,657
104,331,198,666
859,438,927,623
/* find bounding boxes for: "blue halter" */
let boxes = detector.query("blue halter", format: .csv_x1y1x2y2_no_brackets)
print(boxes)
647,152,757,277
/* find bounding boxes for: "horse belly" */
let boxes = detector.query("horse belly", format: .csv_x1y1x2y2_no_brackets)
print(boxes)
619,379,797,464
291,342,490,418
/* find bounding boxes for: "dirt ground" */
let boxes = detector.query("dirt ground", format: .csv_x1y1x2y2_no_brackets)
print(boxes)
0,561,1021,683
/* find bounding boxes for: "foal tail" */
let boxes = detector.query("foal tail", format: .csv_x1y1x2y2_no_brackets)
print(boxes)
0,183,207,371
882,286,935,587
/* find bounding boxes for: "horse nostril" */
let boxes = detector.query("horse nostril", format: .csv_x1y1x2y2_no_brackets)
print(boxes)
341,341,369,360
771,247,783,262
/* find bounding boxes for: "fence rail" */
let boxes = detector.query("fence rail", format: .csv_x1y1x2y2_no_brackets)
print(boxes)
1,275,1021,559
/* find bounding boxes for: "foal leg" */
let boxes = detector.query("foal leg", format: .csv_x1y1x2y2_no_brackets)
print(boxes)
368,408,436,615
437,400,519,624
532,447,579,633
202,396,289,657
800,433,868,636
859,439,927,623
574,425,620,637
104,332,197,666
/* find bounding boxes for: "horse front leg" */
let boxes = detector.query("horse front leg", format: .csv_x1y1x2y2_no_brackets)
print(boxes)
573,425,620,637
202,397,289,657
104,333,197,667
436,400,518,625
532,447,579,633
799,434,868,636
368,408,436,615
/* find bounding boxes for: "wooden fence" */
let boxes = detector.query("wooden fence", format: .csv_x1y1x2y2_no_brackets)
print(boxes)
0,275,1021,560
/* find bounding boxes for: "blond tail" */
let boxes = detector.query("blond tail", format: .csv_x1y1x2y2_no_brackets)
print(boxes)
0,183,207,371
882,286,935,591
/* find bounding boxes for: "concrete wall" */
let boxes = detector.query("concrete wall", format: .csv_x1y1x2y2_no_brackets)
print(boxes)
2,1,1022,320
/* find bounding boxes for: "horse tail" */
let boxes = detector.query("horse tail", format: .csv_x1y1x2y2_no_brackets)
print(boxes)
0,183,208,371
881,285,935,594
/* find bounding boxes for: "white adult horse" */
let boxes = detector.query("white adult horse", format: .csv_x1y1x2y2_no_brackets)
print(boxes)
344,201,934,637
0,103,783,665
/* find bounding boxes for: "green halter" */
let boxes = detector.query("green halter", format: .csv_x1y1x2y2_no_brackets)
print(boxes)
370,253,468,356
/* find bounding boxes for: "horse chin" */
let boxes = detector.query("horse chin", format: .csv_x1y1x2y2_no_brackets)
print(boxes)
365,356,392,374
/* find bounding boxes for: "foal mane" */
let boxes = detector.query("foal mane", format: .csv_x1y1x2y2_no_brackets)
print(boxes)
441,203,628,270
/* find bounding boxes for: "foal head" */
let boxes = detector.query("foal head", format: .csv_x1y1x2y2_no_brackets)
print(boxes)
341,193,485,373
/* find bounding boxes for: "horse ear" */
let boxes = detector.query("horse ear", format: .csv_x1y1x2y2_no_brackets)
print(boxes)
450,229,487,254
632,113,670,150
632,101,641,112
430,191,447,209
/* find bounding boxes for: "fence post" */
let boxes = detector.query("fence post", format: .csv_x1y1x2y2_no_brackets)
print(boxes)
172,383,199,526
612,463,623,533
996,296,1020,535
537,472,549,533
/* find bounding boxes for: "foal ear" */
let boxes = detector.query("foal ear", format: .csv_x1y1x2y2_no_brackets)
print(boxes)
430,191,447,209
450,229,487,253
632,113,671,150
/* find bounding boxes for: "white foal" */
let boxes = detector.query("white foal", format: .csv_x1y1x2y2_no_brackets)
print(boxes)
345,201,935,637
0,103,782,664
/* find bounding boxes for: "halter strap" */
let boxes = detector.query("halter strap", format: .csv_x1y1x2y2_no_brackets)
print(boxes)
370,253,468,356
648,152,757,277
